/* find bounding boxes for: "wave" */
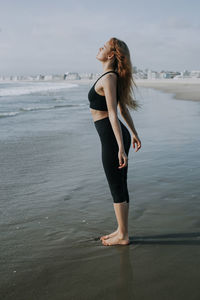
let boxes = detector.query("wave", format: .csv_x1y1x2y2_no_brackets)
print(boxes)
0,111,20,118
19,104,81,112
0,103,87,118
0,82,78,97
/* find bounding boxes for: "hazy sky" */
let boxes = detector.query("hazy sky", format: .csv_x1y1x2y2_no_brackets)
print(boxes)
0,0,200,75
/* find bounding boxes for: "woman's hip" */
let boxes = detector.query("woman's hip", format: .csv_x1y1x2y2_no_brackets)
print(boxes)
94,116,131,152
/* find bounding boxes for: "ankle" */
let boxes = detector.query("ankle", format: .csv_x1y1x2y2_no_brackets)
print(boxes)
118,230,129,239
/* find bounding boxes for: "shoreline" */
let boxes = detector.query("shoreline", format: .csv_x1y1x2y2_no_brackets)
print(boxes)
135,79,200,102
1,78,200,102
74,78,200,102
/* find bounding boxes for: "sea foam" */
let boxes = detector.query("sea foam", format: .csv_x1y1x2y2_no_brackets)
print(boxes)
0,82,78,97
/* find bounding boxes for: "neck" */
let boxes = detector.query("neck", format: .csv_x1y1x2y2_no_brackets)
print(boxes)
102,61,115,73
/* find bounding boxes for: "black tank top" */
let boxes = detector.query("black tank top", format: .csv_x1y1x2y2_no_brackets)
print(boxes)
88,71,119,111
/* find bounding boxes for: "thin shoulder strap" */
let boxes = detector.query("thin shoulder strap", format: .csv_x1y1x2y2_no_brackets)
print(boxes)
93,71,118,86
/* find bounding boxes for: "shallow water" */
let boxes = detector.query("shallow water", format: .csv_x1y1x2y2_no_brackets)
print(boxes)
0,81,200,299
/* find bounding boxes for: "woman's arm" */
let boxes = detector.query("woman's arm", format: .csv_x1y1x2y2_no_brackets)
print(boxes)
103,73,125,152
118,104,138,137
119,103,141,152
102,73,128,168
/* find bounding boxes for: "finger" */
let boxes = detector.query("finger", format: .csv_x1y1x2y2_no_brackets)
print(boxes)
118,163,126,169
118,158,125,168
121,161,127,168
119,158,127,168
119,156,122,165
136,142,141,152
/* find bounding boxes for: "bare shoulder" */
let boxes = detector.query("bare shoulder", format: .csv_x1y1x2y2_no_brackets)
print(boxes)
101,72,117,87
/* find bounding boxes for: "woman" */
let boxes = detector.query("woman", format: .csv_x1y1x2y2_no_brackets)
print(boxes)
88,37,141,246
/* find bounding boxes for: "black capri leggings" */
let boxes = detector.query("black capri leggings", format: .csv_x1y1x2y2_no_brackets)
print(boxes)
94,116,131,203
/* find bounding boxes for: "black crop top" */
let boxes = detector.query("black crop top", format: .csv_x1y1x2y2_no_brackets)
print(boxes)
88,71,119,111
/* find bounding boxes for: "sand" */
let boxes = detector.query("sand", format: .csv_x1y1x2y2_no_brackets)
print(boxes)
65,77,200,102
135,79,200,102
3,78,200,103
1,78,200,300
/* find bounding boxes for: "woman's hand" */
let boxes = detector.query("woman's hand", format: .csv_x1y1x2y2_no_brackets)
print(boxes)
118,150,128,169
132,134,141,152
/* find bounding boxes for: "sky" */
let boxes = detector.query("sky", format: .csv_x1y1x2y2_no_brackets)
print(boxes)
0,0,200,75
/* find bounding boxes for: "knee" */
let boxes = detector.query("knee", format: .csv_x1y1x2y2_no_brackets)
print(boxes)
113,197,129,204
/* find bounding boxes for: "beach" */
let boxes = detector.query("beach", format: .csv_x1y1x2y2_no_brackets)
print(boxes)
1,80,200,300
135,78,200,102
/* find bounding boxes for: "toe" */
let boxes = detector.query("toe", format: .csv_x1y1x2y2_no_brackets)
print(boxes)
102,240,108,246
101,235,110,241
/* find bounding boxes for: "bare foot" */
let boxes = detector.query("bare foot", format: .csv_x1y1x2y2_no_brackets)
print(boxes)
101,233,130,246
100,228,119,241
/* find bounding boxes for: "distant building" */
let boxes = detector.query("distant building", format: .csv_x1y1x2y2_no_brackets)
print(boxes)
35,75,41,80
182,70,190,77
160,71,181,79
79,72,96,79
10,76,18,81
64,72,81,80
133,66,137,74
190,70,200,78
1,68,199,82
39,75,45,80
44,75,53,80
134,69,147,79
147,70,159,79
52,74,63,80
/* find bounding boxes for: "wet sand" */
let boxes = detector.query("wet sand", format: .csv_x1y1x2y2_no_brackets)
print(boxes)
1,82,200,299
135,79,200,102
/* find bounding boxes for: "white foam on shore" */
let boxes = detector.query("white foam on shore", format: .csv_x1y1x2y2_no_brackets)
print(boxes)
0,82,78,97
0,111,20,118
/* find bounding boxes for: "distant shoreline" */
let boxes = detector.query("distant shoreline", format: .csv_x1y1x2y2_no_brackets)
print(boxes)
70,78,200,102
135,79,200,102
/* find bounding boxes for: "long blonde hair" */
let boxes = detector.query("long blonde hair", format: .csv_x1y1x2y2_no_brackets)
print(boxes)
109,37,141,111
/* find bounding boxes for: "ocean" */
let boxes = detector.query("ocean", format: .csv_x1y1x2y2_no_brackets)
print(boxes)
1,80,200,300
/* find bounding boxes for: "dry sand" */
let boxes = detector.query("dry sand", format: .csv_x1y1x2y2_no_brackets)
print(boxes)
135,79,200,102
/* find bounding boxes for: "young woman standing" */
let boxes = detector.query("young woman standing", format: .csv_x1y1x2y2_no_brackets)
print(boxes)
88,37,141,246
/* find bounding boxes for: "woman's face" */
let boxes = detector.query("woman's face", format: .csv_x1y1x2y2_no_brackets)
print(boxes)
96,40,113,61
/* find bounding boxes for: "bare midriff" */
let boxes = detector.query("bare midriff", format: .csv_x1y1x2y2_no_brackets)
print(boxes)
90,108,109,122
